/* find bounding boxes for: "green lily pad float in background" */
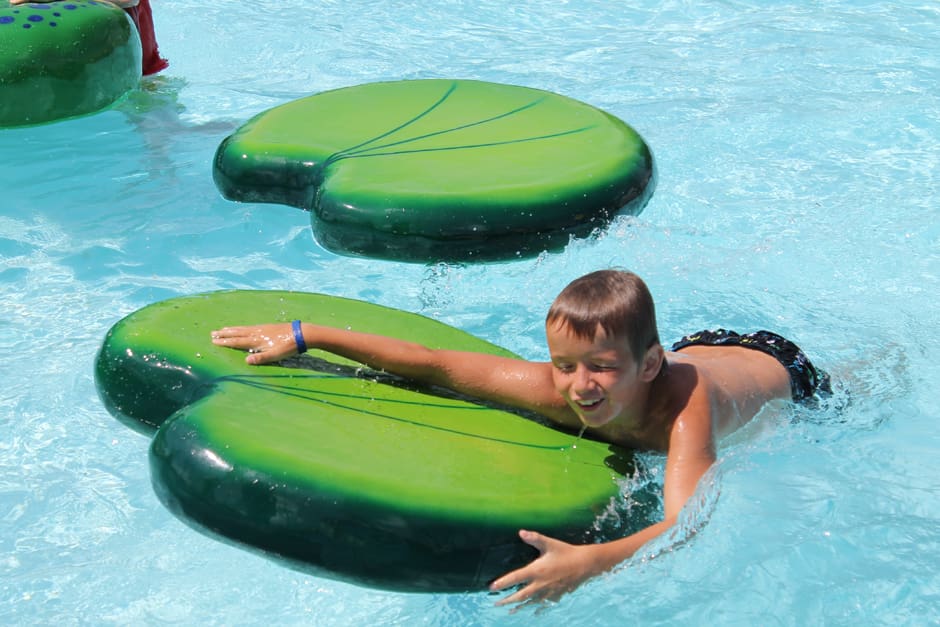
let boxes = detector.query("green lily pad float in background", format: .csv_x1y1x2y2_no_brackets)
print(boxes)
95,290,637,591
213,79,655,262
0,0,141,127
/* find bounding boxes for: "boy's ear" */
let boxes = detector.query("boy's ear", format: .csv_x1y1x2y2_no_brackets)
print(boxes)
639,344,665,382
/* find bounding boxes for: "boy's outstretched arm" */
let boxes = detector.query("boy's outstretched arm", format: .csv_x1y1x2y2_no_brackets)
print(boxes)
211,322,575,424
491,400,717,607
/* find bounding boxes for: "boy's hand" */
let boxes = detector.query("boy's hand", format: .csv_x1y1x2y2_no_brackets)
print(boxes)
490,530,607,608
211,324,297,365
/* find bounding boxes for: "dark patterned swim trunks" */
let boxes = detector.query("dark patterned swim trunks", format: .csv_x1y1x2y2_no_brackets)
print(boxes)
670,329,831,402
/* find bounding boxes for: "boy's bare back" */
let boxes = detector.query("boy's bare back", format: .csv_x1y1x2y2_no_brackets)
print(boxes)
661,345,792,442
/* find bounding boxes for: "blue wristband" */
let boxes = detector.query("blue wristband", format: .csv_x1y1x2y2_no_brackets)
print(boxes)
291,319,307,354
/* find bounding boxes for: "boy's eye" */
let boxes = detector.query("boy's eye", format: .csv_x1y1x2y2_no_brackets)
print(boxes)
553,362,574,373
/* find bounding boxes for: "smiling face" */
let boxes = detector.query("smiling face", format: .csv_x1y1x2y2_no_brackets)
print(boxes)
546,320,647,430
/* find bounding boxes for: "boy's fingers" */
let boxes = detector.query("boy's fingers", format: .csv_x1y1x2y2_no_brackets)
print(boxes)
210,335,252,348
211,327,273,345
246,351,275,365
495,585,534,607
518,529,548,552
489,529,544,592
495,579,555,608
490,565,527,593
211,326,251,338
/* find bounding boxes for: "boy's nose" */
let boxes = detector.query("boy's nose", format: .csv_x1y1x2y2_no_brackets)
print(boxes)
572,364,593,390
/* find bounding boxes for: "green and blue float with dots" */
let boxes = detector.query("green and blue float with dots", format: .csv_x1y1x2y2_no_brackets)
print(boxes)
95,290,637,592
213,79,656,262
0,0,141,127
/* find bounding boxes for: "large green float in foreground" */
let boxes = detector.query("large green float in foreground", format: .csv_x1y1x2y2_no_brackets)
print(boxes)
0,0,141,127
214,79,655,262
95,291,634,592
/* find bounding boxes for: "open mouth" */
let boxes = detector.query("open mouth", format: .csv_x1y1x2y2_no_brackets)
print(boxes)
575,398,603,411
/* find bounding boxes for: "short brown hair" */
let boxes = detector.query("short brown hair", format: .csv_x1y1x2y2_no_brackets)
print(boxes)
546,270,660,362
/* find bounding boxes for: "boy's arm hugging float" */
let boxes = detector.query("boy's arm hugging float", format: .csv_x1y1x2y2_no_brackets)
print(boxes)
211,269,829,607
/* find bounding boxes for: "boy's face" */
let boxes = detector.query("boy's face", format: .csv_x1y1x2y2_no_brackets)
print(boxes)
546,321,645,429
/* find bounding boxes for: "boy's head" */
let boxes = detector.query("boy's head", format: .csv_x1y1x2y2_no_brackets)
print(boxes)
546,269,661,364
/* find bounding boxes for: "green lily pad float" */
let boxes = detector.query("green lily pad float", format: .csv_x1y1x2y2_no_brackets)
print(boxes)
213,79,655,262
0,0,141,128
95,290,635,591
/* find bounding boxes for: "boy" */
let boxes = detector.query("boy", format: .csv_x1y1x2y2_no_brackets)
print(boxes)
211,270,829,606
11,0,168,76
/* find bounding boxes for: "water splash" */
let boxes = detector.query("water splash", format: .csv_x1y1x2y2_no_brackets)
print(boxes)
627,463,721,564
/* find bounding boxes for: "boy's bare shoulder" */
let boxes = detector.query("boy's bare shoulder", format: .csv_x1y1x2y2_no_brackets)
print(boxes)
668,346,789,393
665,348,790,435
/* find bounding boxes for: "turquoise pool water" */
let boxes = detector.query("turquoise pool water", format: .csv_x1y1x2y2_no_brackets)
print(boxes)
2,1,938,624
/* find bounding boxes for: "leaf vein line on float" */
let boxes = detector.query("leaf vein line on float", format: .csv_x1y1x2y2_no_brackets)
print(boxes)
323,80,459,161
212,372,576,451
323,81,593,166
329,126,596,163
